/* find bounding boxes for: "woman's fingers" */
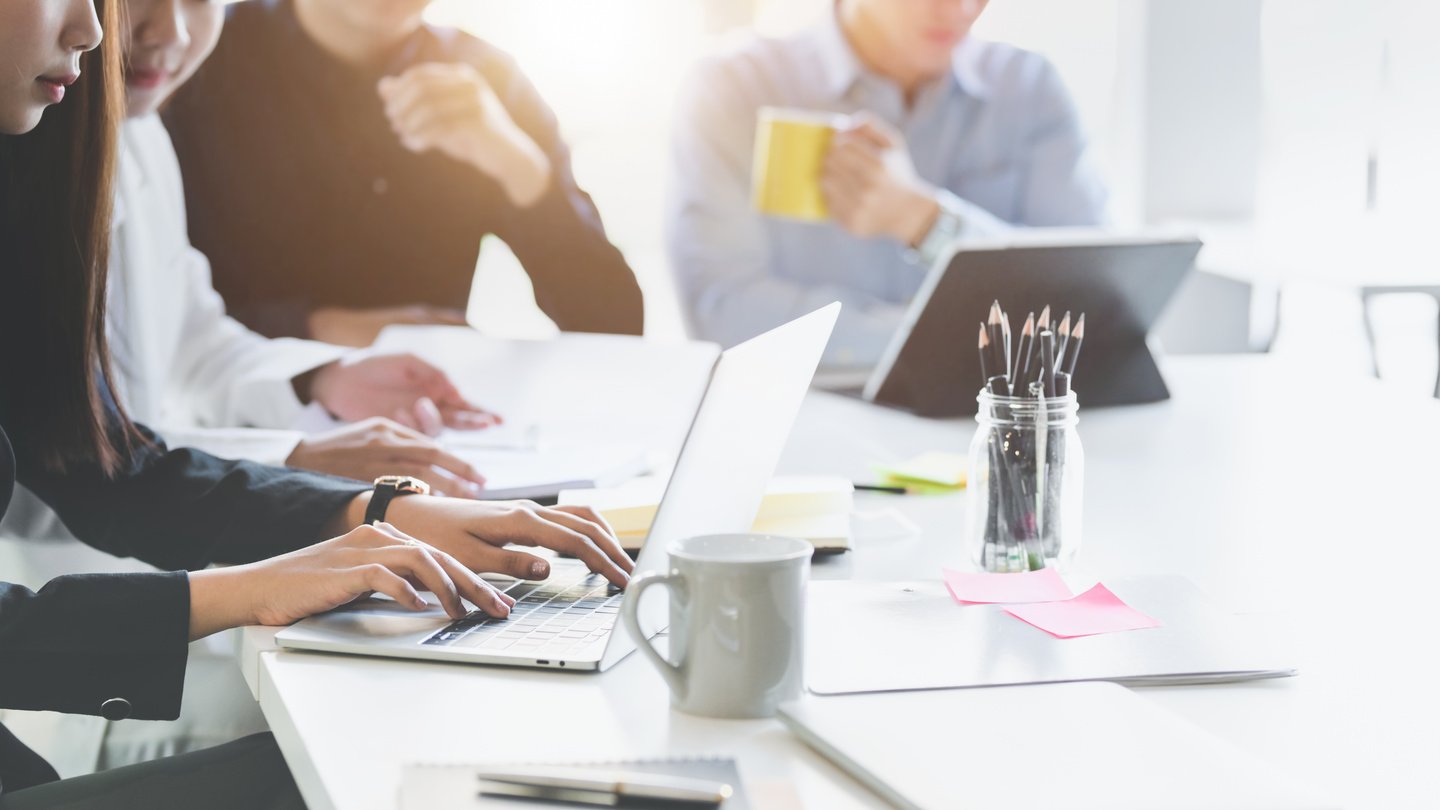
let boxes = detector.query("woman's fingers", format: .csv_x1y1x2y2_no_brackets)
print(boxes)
443,408,502,430
543,505,634,574
430,547,514,617
410,396,445,437
386,442,486,488
506,509,629,589
365,523,465,618
354,564,428,611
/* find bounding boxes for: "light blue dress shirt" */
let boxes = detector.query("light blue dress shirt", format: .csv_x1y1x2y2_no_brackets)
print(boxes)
666,15,1109,367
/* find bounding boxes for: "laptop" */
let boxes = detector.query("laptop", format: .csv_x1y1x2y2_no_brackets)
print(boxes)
274,303,840,672
862,230,1201,416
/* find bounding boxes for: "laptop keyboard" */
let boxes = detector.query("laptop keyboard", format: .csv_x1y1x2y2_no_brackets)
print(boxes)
420,568,622,658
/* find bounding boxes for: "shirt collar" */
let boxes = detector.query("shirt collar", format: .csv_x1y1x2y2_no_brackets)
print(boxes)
811,12,992,102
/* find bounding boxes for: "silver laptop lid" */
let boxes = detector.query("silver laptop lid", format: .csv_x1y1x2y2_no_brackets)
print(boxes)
598,303,839,669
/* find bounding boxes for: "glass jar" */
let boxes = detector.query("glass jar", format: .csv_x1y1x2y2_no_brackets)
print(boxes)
967,391,1084,572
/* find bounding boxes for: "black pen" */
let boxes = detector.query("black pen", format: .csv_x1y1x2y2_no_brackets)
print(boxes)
478,767,732,808
854,483,912,495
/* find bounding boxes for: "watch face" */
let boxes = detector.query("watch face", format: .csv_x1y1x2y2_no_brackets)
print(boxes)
373,475,431,496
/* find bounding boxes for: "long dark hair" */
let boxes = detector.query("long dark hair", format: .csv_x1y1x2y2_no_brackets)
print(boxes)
0,0,142,475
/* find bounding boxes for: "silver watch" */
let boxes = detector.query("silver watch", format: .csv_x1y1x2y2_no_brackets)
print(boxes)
907,193,966,269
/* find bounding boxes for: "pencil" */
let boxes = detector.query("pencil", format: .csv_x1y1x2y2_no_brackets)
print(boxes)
1037,304,1051,333
1017,312,1035,393
1064,313,1085,377
999,304,1012,382
978,322,992,385
1048,324,1059,394
987,302,1005,386
1057,311,1072,368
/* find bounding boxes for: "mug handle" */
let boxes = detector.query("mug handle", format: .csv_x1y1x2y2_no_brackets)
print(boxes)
620,571,687,700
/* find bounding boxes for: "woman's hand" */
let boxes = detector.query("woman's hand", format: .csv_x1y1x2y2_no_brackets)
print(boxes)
347,494,635,589
308,350,500,435
286,417,487,497
188,522,515,640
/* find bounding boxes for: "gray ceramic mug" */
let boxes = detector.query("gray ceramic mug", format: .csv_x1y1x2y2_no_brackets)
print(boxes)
621,533,811,718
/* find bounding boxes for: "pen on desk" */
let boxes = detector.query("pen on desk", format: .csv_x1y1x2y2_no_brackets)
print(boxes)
477,767,733,808
854,483,912,494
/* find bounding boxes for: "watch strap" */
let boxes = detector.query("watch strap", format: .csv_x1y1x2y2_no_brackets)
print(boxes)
364,476,428,525
908,189,967,268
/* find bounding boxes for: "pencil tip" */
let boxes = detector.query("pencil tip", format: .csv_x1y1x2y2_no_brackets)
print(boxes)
978,323,989,347
1073,315,1085,339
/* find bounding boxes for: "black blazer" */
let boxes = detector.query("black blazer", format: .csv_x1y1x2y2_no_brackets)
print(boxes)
0,418,366,795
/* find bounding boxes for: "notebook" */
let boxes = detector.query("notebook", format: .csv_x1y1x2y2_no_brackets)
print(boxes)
560,475,853,553
453,442,649,501
399,757,749,809
779,682,1334,809
806,575,1296,694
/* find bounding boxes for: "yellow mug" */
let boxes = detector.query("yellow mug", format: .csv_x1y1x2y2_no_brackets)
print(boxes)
752,107,847,222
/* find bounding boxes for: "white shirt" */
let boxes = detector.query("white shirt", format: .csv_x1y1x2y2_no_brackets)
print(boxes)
109,114,346,462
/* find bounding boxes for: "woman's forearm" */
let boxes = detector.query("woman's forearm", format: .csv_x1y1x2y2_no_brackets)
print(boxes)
187,567,258,641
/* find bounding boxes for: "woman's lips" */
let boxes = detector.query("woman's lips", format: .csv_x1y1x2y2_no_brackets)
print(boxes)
36,73,77,104
126,67,170,91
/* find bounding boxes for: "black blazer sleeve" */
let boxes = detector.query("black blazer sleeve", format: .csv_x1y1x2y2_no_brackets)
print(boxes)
479,51,645,337
1,412,365,724
11,421,367,571
0,572,190,720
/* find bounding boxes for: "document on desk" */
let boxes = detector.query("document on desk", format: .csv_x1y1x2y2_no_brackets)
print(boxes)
461,443,650,501
780,682,1334,810
372,327,720,453
807,575,1296,694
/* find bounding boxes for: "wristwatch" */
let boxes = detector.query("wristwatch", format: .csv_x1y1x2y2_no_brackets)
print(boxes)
907,190,967,269
363,475,430,525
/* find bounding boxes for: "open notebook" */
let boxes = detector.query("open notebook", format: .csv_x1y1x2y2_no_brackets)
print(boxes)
780,681,1333,810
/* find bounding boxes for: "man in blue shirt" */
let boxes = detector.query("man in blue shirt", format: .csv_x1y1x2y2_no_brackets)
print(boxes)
667,0,1108,368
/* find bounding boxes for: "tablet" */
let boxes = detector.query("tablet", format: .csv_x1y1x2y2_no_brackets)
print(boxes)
863,231,1202,416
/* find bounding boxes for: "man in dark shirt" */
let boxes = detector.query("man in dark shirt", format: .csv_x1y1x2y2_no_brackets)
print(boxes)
163,0,644,345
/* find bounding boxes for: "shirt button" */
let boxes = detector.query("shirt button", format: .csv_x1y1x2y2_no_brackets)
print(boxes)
100,697,132,721
373,177,389,195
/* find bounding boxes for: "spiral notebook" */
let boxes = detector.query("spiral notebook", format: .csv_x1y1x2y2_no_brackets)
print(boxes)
399,756,749,809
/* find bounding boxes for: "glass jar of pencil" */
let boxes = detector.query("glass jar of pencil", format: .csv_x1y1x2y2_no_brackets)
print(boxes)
967,389,1084,572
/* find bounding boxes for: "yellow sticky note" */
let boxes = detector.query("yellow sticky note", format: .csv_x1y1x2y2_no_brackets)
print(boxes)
875,451,968,490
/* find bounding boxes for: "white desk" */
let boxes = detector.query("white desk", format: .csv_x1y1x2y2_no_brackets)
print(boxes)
241,355,1440,809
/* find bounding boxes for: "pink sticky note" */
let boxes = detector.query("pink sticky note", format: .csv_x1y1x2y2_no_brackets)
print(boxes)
1003,583,1162,638
941,567,1075,604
